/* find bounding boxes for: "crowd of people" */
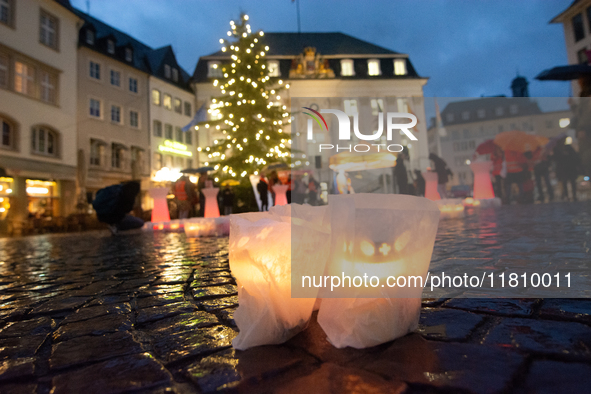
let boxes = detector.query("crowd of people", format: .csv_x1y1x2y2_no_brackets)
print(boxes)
256,170,321,210
490,138,582,204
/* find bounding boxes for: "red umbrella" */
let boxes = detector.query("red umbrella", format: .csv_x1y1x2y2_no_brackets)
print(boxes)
475,139,498,155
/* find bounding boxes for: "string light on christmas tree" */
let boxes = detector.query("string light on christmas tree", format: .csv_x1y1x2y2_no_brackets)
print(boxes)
195,13,290,181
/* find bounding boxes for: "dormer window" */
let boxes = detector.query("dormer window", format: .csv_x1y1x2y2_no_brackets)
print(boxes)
172,68,178,82
107,40,115,54
340,59,354,76
164,64,171,79
367,59,381,76
125,48,133,62
267,60,280,77
86,29,94,45
208,61,222,78
393,59,407,75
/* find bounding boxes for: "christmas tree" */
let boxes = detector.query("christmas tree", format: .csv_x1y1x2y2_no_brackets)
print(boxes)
197,14,291,180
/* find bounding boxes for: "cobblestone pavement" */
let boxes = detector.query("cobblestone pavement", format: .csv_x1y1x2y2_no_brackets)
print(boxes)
0,201,590,393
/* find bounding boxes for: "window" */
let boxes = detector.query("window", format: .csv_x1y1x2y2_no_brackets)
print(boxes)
186,159,193,169
468,140,475,149
461,111,469,120
172,68,178,82
498,125,504,133
446,113,455,122
152,89,160,105
340,59,354,77
208,61,222,77
371,99,384,115
164,124,173,139
164,64,171,79
90,139,105,166
510,104,518,115
451,130,460,140
40,10,59,50
175,156,184,168
344,99,358,117
1,0,14,27
125,48,133,62
89,61,100,80
153,152,162,170
110,69,120,86
85,29,94,45
1,117,15,150
578,48,589,64
40,71,56,104
174,98,182,114
129,110,139,128
267,60,280,77
367,59,381,76
129,77,138,93
165,155,172,168
546,120,553,129
31,126,58,156
522,122,530,131
393,59,406,75
107,40,115,54
153,120,162,137
477,109,486,118
0,53,7,88
495,107,504,116
163,94,172,110
463,129,471,139
573,13,585,42
110,105,121,123
175,126,183,142
89,98,101,118
15,61,34,96
111,143,125,168
184,101,191,116
185,131,192,145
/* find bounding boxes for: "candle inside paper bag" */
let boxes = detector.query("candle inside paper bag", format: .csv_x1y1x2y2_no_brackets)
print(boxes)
272,184,289,206
230,204,330,350
149,187,171,222
470,161,495,200
317,194,439,349
202,188,220,218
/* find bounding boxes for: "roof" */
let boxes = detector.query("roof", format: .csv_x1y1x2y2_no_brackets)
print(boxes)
193,32,421,81
72,9,192,91
440,97,542,126
205,32,400,57
551,0,586,23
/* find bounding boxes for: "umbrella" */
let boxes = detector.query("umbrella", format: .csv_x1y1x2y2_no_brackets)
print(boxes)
181,166,214,174
494,130,543,153
474,139,498,155
221,179,240,186
535,64,591,81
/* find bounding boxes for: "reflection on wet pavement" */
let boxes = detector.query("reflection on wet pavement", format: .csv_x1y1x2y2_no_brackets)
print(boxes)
0,202,589,392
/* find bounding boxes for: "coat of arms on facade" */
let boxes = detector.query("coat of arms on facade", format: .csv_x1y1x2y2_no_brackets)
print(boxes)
289,47,335,78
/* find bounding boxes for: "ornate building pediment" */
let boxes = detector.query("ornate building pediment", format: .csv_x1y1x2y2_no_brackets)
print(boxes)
289,47,335,79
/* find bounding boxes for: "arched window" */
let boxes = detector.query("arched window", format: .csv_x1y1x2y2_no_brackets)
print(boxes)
1,115,16,150
31,126,59,157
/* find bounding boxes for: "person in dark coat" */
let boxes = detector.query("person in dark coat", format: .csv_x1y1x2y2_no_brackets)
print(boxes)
221,185,235,215
257,177,269,211
414,170,425,197
93,181,144,235
534,150,554,203
429,153,453,198
394,148,410,194
554,141,581,201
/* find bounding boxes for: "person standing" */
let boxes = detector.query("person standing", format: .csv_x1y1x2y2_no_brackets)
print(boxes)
308,175,320,205
174,175,192,219
414,170,425,196
429,153,453,199
554,141,581,201
504,150,527,204
534,150,554,203
221,185,235,215
286,174,292,204
267,170,281,206
394,149,409,194
197,173,208,217
257,176,269,211
491,146,505,200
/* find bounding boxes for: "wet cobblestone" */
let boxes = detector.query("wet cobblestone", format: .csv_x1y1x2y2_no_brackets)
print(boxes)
0,201,589,393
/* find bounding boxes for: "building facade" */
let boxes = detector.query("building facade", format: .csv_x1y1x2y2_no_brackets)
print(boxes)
428,96,571,186
74,10,151,203
146,46,196,188
0,0,80,230
551,0,591,96
192,32,429,194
